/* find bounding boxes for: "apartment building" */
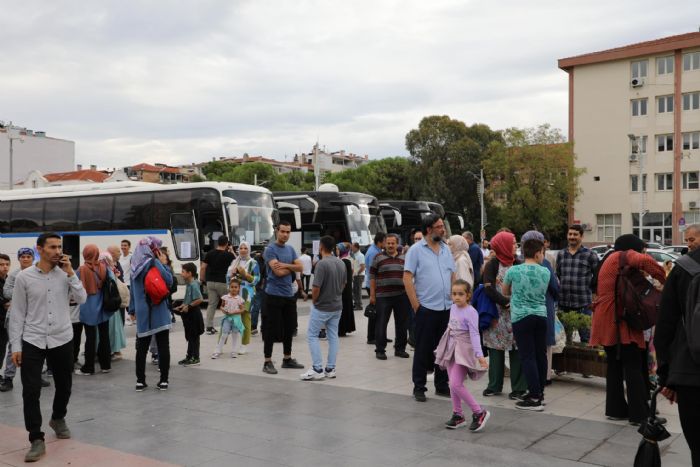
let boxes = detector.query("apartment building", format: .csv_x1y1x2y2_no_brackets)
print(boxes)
559,32,700,245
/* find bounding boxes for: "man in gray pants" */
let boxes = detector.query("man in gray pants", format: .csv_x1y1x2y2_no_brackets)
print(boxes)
200,236,235,335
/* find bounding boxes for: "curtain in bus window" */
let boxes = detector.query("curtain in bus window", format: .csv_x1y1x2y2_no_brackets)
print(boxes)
45,198,78,232
113,193,153,230
10,199,44,233
78,196,114,231
170,213,199,260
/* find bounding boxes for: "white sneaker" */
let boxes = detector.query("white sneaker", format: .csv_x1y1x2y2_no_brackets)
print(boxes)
324,368,337,379
238,346,248,355
230,352,238,359
300,368,325,381
211,352,221,359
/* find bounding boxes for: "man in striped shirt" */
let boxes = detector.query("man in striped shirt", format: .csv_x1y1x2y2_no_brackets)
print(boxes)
370,234,410,360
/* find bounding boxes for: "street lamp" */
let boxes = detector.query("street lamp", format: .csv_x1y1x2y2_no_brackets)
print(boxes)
5,122,23,190
628,134,646,238
466,168,487,241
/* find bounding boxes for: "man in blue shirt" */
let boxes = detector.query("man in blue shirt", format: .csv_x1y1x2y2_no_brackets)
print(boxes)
364,232,386,345
463,231,484,285
262,221,305,375
404,214,455,402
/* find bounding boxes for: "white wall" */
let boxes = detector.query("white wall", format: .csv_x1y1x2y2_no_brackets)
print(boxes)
0,130,75,189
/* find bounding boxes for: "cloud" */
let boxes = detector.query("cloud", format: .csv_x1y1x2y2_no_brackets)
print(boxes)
0,0,696,167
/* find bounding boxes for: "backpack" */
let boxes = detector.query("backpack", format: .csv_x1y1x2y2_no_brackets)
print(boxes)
102,273,122,313
615,250,661,331
673,255,700,362
144,266,170,305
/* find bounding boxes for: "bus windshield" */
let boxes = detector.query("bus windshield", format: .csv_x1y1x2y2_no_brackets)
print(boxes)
223,189,276,246
346,203,384,247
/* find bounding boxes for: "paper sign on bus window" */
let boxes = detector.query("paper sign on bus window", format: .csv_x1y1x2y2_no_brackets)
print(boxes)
180,241,192,258
246,231,255,243
312,240,320,256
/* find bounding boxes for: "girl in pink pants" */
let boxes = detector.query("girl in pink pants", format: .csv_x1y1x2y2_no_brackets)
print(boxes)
434,280,491,432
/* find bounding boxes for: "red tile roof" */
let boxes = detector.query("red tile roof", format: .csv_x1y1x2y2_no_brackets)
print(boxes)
44,170,109,183
130,163,181,174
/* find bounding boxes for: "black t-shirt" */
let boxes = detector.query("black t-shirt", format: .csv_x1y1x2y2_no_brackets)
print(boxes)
203,249,235,283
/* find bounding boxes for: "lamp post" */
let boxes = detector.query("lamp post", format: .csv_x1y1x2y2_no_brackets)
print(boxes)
628,134,645,238
5,121,23,190
466,169,487,241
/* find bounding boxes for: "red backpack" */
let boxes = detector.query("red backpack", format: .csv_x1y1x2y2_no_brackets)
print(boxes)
144,266,169,305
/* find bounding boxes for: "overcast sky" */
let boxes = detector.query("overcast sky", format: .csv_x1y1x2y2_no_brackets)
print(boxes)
0,0,696,168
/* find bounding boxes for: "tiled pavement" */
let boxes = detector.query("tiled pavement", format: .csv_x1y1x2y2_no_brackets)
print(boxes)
0,300,692,466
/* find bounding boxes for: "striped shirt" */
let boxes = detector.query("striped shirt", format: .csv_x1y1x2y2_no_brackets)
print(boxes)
370,252,407,298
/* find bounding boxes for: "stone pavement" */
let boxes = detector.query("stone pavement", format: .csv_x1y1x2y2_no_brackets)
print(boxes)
0,300,692,466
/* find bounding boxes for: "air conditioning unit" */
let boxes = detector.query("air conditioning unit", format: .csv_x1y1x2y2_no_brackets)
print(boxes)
690,201,698,209
581,223,593,231
631,78,645,88
629,153,638,162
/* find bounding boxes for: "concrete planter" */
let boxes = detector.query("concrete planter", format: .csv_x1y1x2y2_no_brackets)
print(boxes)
552,343,607,377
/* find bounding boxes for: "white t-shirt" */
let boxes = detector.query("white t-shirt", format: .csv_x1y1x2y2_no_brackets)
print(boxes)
119,253,132,284
300,254,313,276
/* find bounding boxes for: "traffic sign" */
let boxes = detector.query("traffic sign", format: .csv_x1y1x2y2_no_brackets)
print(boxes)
679,217,686,226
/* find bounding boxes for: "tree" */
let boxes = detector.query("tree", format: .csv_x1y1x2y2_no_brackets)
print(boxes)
405,116,502,231
189,174,205,183
482,124,583,239
323,157,417,199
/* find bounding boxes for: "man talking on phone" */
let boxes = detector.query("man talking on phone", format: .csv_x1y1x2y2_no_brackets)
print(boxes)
8,233,87,462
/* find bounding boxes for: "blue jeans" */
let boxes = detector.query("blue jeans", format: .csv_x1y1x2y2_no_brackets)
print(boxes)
307,305,341,371
250,291,263,330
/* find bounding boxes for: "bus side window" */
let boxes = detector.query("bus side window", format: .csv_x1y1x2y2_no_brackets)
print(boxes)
10,199,44,232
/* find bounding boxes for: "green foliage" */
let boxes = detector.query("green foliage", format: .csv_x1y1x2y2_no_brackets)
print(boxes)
189,174,205,183
323,157,416,199
557,310,592,344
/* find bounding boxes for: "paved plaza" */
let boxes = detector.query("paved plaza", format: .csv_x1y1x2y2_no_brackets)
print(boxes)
0,300,692,466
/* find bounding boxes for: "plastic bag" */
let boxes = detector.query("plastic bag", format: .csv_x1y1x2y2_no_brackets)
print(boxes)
553,314,566,354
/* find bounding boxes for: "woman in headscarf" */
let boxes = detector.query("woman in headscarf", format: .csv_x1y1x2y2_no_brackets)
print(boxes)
337,242,356,337
129,236,173,391
227,241,260,355
99,252,127,361
448,235,474,288
590,234,665,425
75,244,112,376
481,230,528,398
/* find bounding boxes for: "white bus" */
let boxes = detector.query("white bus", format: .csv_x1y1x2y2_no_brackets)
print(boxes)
0,181,278,292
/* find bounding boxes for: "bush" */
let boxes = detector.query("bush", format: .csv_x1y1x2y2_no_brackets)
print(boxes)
557,310,592,345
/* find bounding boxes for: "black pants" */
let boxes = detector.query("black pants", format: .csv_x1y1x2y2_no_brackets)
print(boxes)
512,315,548,399
603,344,648,423
676,386,700,467
412,306,449,393
366,288,376,342
135,330,170,384
72,323,83,363
302,275,311,295
187,336,200,360
262,294,297,359
21,340,73,442
81,321,111,374
0,322,8,369
375,294,409,353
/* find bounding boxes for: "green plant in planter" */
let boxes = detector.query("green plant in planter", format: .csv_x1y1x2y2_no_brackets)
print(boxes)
557,310,592,345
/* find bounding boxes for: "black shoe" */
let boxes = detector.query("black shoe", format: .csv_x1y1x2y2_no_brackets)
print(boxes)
135,382,148,392
408,338,416,348
263,361,278,374
508,390,527,400
482,388,502,397
515,397,544,412
445,412,467,429
413,389,427,402
40,378,50,388
386,338,393,343
469,410,491,432
319,329,327,340
545,379,553,386
435,388,451,398
156,381,168,391
0,378,13,392
375,352,387,360
205,327,217,335
178,357,189,365
366,340,376,345
281,358,304,369
656,416,668,425
394,350,410,358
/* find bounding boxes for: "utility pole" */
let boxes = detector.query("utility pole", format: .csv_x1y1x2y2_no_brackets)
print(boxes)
628,134,645,238
313,143,320,190
5,122,22,190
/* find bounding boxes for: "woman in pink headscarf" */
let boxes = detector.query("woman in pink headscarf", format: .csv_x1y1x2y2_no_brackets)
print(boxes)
481,231,527,398
448,235,474,288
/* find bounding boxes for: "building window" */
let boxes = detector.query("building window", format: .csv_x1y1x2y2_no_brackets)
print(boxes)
683,52,700,71
631,98,648,116
596,214,621,243
682,92,700,110
631,60,648,79
657,56,674,75
683,132,700,150
656,173,673,191
631,174,647,192
657,95,674,114
632,212,672,245
630,135,648,154
657,134,674,152
683,172,700,190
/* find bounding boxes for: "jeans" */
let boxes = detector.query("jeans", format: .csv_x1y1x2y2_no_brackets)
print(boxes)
81,321,111,373
135,330,170,384
307,305,342,371
302,275,311,295
250,291,263,330
205,281,229,328
352,276,364,309
603,344,648,423
21,340,73,442
412,305,449,393
375,294,409,353
512,315,548,399
676,386,700,467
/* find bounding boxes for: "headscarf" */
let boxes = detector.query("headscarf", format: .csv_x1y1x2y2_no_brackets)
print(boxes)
131,236,162,278
490,231,516,267
78,244,107,295
592,233,645,293
17,247,34,259
448,235,469,260
99,251,117,274
337,242,350,259
521,230,545,243
228,241,254,277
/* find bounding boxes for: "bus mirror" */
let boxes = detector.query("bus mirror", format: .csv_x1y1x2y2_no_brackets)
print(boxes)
222,197,239,229
457,215,464,230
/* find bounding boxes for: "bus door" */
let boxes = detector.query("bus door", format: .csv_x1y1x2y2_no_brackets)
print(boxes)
62,234,80,271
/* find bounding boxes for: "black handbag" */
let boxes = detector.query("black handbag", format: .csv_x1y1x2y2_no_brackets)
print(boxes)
364,303,376,318
102,276,122,313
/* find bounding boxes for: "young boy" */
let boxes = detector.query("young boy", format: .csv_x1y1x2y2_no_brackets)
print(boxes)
212,280,245,359
175,263,204,366
502,238,550,411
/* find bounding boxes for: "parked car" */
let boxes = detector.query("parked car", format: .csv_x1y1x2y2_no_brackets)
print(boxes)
664,245,687,255
645,242,665,250
590,244,612,260
645,248,679,266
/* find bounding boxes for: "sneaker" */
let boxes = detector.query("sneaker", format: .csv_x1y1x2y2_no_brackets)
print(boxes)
413,388,427,402
469,410,491,432
319,329,327,340
300,368,325,381
211,352,221,359
151,355,159,365
184,357,201,366
156,381,168,391
41,378,51,387
366,339,376,345
48,418,71,439
111,353,123,362
178,357,189,365
74,369,94,376
238,346,248,355
205,327,217,335
100,369,111,374
263,361,278,374
375,351,387,360
482,388,502,397
324,368,337,379
445,412,467,429
230,352,238,359
394,350,410,358
508,390,527,400
251,329,258,336
24,439,45,462
281,358,304,369
515,397,544,412
606,416,627,421
0,378,13,392
135,382,148,392
435,388,451,398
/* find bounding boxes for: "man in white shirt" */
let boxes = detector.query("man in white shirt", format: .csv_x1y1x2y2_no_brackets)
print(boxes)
351,242,365,310
299,248,313,296
9,233,87,462
119,239,133,285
